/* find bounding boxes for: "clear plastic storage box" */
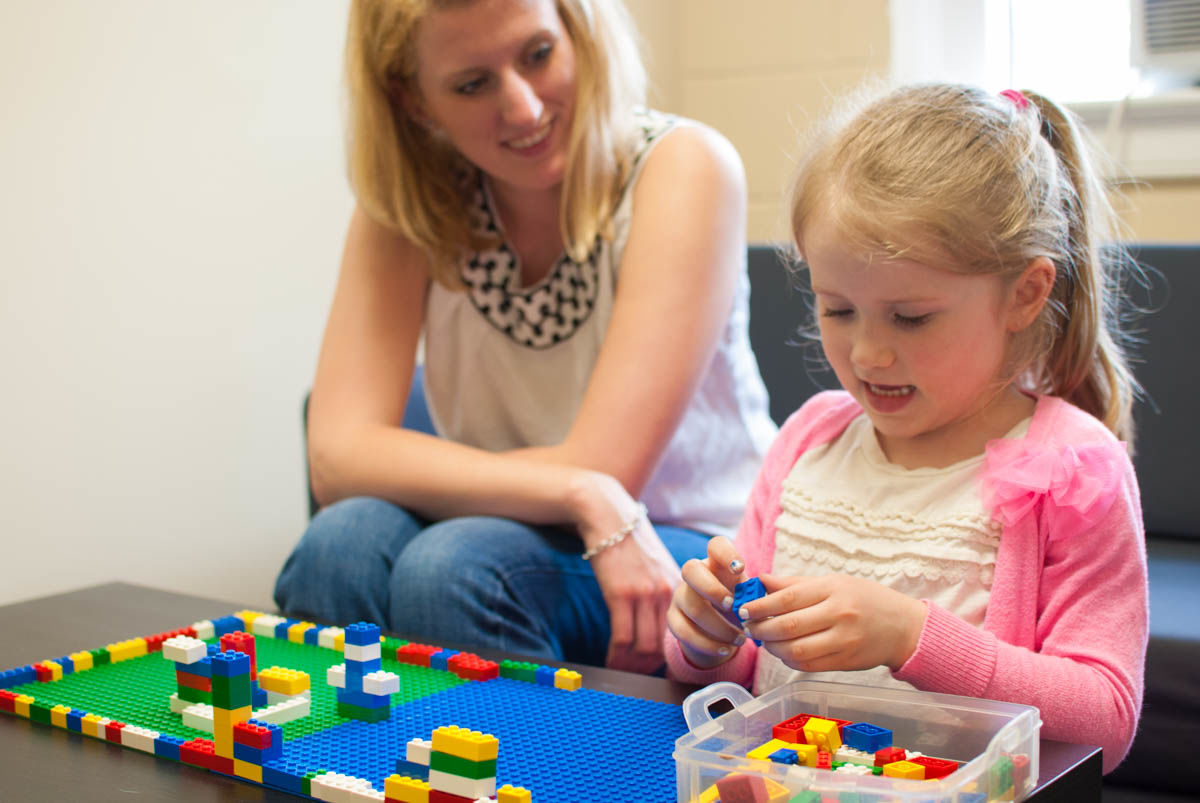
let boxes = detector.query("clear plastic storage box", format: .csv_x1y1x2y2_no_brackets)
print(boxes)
674,681,1040,802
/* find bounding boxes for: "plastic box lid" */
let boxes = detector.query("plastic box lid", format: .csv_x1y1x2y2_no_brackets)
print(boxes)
674,680,1040,802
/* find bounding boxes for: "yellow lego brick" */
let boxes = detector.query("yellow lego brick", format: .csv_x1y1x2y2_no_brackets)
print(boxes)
40,660,63,681
212,706,251,759
233,610,262,630
803,717,842,752
258,666,310,696
746,737,794,761
334,631,345,652
385,774,432,803
497,784,532,803
14,694,33,719
81,713,101,736
69,651,93,672
287,621,315,644
793,742,818,767
691,782,721,803
106,638,148,663
553,667,582,690
431,725,499,762
50,704,71,728
234,759,263,783
764,778,791,802
883,759,926,779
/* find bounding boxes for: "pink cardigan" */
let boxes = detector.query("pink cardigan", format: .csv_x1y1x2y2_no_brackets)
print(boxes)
665,391,1148,773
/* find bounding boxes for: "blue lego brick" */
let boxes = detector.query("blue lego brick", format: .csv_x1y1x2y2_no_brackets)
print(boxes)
235,742,272,763
274,618,302,640
281,678,683,803
304,627,320,646
429,649,459,671
209,650,251,677
210,615,244,637
251,681,268,708
0,665,36,689
535,665,557,686
732,577,767,618
66,709,85,732
54,656,74,675
344,622,381,647
394,757,430,779
843,721,893,753
768,747,799,764
154,734,185,761
337,688,390,708
175,658,212,678
262,760,311,796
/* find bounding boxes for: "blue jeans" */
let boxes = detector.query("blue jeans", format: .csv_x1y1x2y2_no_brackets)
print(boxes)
272,497,709,667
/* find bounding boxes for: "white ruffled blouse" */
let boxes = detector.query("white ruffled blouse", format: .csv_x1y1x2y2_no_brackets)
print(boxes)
755,414,1030,693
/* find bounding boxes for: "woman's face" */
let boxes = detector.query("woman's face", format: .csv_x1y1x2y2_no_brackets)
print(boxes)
411,0,577,196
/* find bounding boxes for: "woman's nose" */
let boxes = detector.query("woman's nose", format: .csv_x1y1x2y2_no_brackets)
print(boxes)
500,73,544,128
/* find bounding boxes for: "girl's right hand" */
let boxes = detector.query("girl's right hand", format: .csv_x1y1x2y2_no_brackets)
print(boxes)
666,536,749,669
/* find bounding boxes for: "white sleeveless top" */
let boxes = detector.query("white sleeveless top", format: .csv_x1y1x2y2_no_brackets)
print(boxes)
423,109,777,536
754,414,1028,692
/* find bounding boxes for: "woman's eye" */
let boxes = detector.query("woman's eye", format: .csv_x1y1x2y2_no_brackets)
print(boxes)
455,76,488,95
528,42,553,65
894,313,932,328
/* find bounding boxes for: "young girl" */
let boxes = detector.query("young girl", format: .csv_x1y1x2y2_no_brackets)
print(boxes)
665,83,1148,773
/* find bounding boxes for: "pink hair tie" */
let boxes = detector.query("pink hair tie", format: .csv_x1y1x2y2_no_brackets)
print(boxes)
999,89,1030,110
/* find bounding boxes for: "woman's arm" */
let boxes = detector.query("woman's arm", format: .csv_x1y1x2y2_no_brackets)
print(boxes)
306,205,634,531
514,123,748,495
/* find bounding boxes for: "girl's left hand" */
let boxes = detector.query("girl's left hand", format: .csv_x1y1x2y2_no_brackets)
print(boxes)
740,574,927,673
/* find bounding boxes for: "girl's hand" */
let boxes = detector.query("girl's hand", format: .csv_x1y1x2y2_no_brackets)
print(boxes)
740,574,927,672
571,472,679,675
666,536,749,670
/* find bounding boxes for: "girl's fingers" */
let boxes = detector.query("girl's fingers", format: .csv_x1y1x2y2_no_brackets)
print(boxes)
705,537,747,590
681,557,738,615
738,573,828,622
746,602,830,646
674,582,745,645
667,602,745,660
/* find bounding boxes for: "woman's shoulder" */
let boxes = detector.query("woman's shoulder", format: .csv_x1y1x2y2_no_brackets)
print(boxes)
631,109,743,191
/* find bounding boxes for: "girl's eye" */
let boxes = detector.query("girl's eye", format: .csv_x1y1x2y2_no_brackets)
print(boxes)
527,41,553,65
894,312,932,328
821,308,853,319
455,75,489,95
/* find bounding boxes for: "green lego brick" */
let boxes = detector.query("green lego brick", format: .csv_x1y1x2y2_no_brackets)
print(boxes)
380,637,409,653
302,770,326,797
177,685,210,705
788,791,820,803
90,648,110,667
498,659,538,683
29,700,53,725
430,750,498,779
210,675,251,709
990,755,1014,794
336,701,390,723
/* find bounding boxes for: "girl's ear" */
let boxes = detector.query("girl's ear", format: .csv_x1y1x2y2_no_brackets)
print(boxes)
1006,256,1056,332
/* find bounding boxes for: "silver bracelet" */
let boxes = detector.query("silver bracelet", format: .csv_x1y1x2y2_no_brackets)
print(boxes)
582,503,647,561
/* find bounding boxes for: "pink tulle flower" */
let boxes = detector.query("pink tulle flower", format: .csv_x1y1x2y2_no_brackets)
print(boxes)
982,438,1127,538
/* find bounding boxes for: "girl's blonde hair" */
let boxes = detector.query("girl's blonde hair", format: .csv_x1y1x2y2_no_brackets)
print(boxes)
789,83,1139,445
345,0,646,286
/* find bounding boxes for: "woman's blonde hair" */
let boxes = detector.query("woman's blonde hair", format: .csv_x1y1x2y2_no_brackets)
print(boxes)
788,83,1140,445
345,0,646,286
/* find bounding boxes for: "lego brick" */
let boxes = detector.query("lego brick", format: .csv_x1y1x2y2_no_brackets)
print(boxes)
211,674,253,710
882,759,925,779
428,768,495,800
234,758,264,783
288,622,317,644
176,671,212,692
496,785,532,803
122,724,159,753
715,772,770,803
396,643,440,667
155,733,184,761
910,755,958,779
317,626,343,650
338,688,391,708
66,707,84,732
344,639,383,663
344,622,382,647
209,650,251,678
252,694,309,725
767,747,798,764
427,789,475,803
429,750,497,779
251,613,286,638
874,746,906,766
842,721,892,753
336,701,391,723
430,725,499,763
258,665,311,696
552,668,581,691
385,774,432,803
746,737,794,761
802,717,842,752
363,671,400,697
498,660,538,683
328,663,347,689
405,737,433,767
162,635,208,665
446,653,498,682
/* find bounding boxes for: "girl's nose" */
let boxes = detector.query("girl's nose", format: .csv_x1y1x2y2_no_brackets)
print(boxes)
500,73,544,128
850,332,895,370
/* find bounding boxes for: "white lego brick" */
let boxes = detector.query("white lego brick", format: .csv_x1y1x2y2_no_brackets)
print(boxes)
834,762,873,775
181,703,214,733
834,745,875,766
267,688,311,707
429,769,495,800
311,772,380,803
89,717,112,739
362,670,399,696
121,725,159,753
190,620,215,641
318,626,344,650
327,663,347,689
343,641,381,663
251,613,286,638
252,695,310,725
168,693,192,714
405,737,432,766
162,635,208,664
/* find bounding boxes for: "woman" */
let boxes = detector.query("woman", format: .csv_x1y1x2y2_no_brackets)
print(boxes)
274,0,776,674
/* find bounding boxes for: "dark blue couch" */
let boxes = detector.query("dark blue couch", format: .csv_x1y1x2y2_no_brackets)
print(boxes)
746,244,1200,801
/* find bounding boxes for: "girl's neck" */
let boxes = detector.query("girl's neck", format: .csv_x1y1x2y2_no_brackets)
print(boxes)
488,178,564,287
876,384,1037,470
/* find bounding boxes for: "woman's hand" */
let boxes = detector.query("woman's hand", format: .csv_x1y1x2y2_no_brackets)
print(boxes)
665,536,748,670
570,472,679,674
740,574,927,672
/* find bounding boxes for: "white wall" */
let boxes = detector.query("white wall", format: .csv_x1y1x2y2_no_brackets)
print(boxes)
0,2,353,607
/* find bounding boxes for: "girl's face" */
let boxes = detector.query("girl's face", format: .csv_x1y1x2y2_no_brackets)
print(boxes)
411,0,577,198
803,215,1033,468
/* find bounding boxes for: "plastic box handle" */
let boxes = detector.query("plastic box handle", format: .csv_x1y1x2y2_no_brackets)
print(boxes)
682,681,754,730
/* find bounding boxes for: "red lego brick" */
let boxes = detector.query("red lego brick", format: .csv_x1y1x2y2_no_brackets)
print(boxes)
772,713,814,742
233,721,272,749
714,773,769,803
220,632,257,679
875,746,907,766
396,643,441,667
176,671,212,692
428,789,476,803
816,750,832,770
910,756,958,779
1011,753,1031,790
34,664,53,683
180,738,233,773
446,652,499,681
105,721,126,743
0,690,17,713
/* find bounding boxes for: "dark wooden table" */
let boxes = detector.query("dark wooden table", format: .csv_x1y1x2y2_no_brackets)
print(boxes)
0,583,1101,801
